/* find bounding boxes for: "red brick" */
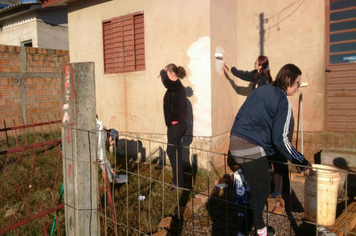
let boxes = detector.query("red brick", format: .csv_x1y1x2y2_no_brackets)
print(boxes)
10,67,20,72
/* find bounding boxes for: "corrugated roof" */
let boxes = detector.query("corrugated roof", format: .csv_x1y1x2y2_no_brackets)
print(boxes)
0,2,42,22
0,1,41,14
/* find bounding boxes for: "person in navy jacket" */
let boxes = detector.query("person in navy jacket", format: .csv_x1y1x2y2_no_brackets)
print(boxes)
230,64,312,236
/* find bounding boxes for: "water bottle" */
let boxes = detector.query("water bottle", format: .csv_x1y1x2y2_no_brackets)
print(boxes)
234,169,250,205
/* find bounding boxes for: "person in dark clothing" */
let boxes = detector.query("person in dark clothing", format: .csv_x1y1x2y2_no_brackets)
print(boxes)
223,55,272,90
159,63,187,188
229,64,313,236
224,55,290,201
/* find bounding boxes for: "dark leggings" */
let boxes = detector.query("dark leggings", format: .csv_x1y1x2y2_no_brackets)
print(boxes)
239,156,270,235
167,122,186,188
268,152,290,194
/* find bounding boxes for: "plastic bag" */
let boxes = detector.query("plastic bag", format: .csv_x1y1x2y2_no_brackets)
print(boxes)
233,169,250,205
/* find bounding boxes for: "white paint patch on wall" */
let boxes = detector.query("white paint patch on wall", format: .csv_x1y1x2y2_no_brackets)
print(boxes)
187,36,212,137
215,45,225,74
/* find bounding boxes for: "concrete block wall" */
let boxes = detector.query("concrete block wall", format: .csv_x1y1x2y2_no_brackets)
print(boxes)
293,131,356,164
0,45,69,138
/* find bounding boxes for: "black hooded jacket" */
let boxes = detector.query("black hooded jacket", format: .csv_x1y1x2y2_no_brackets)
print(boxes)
160,69,187,127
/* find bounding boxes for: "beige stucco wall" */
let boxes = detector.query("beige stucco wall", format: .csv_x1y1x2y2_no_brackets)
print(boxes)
67,0,330,168
68,0,236,138
234,0,326,133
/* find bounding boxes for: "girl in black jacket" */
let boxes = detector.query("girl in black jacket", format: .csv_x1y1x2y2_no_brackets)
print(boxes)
159,63,187,188
223,55,272,90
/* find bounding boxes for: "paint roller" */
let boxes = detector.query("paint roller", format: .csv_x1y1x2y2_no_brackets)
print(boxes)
214,53,224,62
215,53,229,70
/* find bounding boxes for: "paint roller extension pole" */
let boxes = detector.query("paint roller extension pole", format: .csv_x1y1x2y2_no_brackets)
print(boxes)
298,82,308,155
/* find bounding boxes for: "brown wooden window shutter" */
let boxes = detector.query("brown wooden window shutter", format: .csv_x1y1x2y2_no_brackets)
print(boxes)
103,12,145,74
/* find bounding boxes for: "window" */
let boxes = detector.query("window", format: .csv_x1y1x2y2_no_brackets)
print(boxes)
325,0,356,132
327,0,356,64
21,40,33,47
103,12,145,74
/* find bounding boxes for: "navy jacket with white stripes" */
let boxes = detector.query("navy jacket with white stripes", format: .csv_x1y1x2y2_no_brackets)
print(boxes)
230,84,309,167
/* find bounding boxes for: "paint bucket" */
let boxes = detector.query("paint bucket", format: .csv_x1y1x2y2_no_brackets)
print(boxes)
304,164,340,226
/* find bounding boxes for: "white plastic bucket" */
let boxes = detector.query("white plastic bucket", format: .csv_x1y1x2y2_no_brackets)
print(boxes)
304,164,340,226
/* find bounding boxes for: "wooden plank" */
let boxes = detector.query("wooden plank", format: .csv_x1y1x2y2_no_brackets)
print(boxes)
328,97,356,103
327,90,356,96
327,116,356,122
327,122,356,131
328,202,356,235
328,103,356,109
327,110,356,116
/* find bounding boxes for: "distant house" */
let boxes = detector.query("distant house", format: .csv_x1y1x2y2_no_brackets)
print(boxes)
0,1,68,50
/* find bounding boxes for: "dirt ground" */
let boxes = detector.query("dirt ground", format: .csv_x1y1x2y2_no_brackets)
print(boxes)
178,180,340,236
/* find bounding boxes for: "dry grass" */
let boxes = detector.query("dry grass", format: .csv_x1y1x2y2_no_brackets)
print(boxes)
0,132,64,235
100,151,222,235
0,133,223,235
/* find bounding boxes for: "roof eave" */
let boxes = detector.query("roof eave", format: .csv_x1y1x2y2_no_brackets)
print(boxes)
41,0,74,8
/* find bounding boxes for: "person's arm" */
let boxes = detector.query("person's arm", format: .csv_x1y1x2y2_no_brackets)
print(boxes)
230,67,256,82
160,69,179,91
271,97,310,169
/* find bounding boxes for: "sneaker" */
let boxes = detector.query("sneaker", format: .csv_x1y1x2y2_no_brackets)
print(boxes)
318,226,337,236
256,226,276,236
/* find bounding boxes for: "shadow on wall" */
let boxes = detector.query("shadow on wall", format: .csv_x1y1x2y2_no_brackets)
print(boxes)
182,86,197,181
333,157,356,203
223,71,252,97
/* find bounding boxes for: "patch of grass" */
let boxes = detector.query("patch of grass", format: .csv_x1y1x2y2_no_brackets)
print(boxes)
0,132,64,235
1,132,226,235
98,151,223,235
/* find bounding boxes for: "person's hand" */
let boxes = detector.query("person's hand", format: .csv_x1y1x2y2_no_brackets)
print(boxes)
302,162,315,177
157,68,167,78
223,63,231,72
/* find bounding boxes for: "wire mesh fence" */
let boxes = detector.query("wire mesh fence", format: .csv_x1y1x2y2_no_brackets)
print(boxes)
1,122,356,236
0,117,64,235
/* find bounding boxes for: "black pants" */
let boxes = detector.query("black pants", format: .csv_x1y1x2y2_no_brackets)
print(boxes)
167,122,186,188
239,156,270,235
229,135,270,235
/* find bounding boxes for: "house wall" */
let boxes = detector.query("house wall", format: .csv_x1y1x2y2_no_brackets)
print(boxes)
0,19,39,46
67,0,217,136
66,0,355,170
65,0,210,156
210,0,238,154
234,0,326,132
37,21,68,50
0,8,68,50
